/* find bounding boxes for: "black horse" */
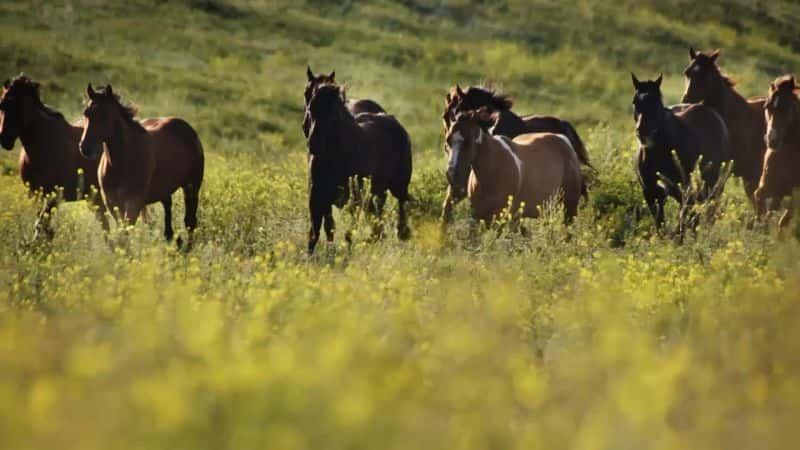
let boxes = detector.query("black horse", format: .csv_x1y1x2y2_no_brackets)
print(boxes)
302,67,385,138
631,74,730,228
305,83,412,254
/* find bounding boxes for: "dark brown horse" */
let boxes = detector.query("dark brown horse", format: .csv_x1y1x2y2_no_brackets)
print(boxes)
79,84,204,243
305,83,412,254
302,67,385,138
755,75,800,228
632,74,730,228
442,85,591,168
442,110,583,224
682,48,766,203
0,75,107,238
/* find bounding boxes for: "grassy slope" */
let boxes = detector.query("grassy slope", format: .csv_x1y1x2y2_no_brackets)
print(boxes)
1,1,800,449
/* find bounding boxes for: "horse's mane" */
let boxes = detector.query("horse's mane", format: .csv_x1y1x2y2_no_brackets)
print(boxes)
95,89,145,131
464,85,514,110
7,75,66,121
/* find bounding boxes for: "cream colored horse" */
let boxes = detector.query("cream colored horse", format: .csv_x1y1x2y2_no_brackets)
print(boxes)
442,110,583,224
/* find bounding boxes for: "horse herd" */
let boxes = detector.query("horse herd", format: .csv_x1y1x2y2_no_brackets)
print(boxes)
0,47,798,254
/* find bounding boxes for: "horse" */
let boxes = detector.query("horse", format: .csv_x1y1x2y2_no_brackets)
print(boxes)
0,74,108,239
305,83,412,255
632,74,730,229
442,85,591,168
441,109,583,225
682,48,766,204
302,67,385,138
754,75,800,228
79,84,204,244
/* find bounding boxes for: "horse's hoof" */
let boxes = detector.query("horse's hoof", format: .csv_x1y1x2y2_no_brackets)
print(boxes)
397,226,411,241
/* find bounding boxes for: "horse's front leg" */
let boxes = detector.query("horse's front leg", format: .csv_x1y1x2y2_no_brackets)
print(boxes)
33,196,60,241
441,185,458,226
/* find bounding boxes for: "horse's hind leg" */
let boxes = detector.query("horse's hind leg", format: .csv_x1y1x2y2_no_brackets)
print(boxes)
182,184,200,246
368,191,387,241
162,197,174,241
390,185,411,241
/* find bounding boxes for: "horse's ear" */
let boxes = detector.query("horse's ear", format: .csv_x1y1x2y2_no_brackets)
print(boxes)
456,84,464,97
445,92,451,104
790,76,797,89
655,73,663,88
710,49,721,61
689,47,697,60
2,79,9,90
306,66,314,81
631,73,640,89
328,71,335,82
87,83,96,100
770,81,776,92
104,84,114,96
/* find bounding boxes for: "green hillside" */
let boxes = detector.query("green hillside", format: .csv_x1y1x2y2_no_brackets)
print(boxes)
1,1,799,449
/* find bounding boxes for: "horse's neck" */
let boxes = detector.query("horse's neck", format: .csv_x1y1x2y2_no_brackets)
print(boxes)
493,110,526,137
18,107,70,162
717,82,748,119
104,117,144,167
472,132,518,196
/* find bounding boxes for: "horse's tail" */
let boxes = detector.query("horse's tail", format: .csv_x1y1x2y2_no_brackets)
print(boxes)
561,120,593,170
171,118,205,186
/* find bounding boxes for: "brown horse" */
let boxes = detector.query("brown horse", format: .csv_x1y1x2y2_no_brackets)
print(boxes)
79,84,204,242
302,67,385,137
755,75,800,228
682,48,766,203
443,85,591,168
305,83,412,254
442,110,583,224
0,75,107,238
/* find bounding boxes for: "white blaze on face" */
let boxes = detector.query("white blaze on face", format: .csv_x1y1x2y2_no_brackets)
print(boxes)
693,65,701,75
492,135,523,194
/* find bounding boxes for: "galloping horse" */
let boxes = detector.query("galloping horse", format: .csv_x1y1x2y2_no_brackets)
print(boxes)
441,110,583,224
443,85,591,168
755,75,800,228
302,67,385,138
682,48,766,204
79,84,204,243
0,75,107,238
305,83,412,254
632,74,730,228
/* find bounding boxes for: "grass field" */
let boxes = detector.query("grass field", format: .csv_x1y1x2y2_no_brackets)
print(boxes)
1,1,800,449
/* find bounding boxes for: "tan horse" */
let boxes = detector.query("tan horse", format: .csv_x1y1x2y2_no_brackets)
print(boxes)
755,75,800,228
0,75,108,238
79,84,204,243
682,48,766,204
442,110,583,224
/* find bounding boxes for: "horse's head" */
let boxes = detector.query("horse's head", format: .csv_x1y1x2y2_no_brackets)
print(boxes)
303,66,336,138
682,48,725,104
444,109,488,199
631,73,665,148
306,82,347,158
0,74,42,151
765,75,800,151
80,83,136,159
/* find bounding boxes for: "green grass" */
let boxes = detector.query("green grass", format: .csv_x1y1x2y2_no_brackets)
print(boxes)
1,1,800,449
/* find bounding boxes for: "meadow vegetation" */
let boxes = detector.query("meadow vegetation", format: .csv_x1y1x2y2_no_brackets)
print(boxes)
1,1,799,449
